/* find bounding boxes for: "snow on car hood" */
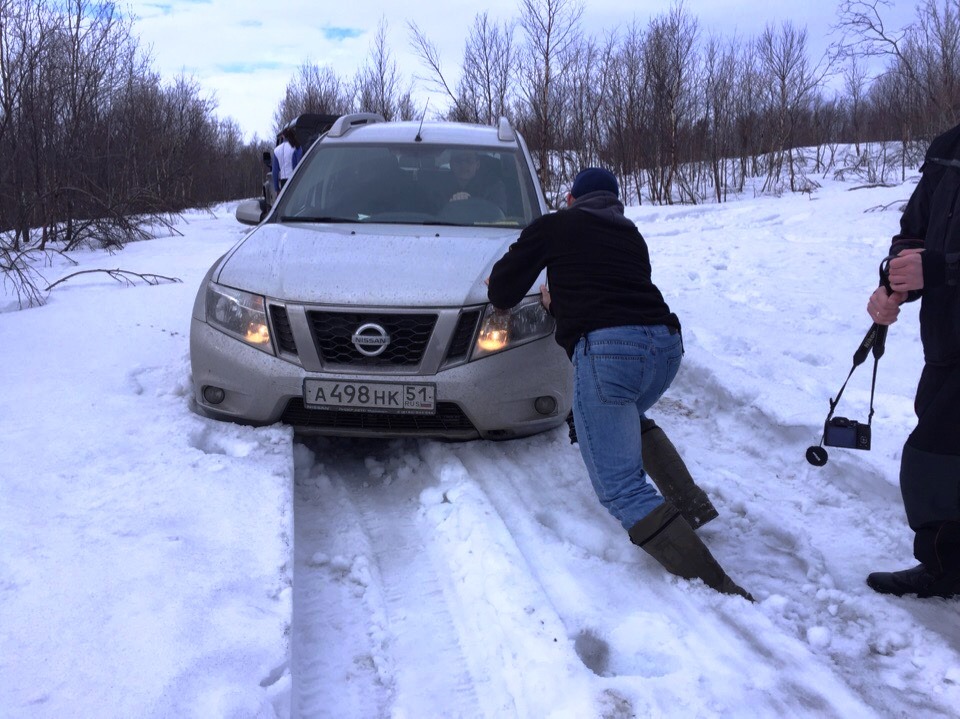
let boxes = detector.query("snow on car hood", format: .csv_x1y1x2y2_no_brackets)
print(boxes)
215,222,529,306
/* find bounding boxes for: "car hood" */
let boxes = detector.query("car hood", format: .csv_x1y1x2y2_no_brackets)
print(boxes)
215,222,530,306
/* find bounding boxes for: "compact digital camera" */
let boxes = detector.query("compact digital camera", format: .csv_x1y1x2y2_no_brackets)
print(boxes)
823,416,871,450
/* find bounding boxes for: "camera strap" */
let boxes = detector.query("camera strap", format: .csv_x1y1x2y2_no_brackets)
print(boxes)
808,322,888,466
807,257,893,466
821,322,889,442
825,322,887,427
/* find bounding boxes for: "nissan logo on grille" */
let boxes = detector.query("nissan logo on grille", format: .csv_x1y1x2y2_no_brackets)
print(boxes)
351,323,391,356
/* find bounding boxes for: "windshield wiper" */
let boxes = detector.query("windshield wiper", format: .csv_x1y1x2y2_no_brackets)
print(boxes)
279,215,360,223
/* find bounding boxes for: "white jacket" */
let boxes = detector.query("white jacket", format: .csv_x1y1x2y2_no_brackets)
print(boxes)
274,142,297,181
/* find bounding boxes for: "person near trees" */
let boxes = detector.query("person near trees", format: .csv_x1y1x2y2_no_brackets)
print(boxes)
272,128,302,194
865,123,960,599
487,167,751,600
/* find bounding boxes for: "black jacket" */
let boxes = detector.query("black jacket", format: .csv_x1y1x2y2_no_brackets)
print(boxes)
893,123,960,365
487,191,680,357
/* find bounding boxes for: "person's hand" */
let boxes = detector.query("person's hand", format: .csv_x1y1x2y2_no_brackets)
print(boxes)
887,248,924,292
867,285,907,325
539,283,551,311
450,191,470,201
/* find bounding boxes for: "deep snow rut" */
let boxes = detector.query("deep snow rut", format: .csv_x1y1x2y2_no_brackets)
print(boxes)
290,439,485,719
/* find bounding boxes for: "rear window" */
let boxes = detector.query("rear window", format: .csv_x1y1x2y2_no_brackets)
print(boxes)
275,143,542,228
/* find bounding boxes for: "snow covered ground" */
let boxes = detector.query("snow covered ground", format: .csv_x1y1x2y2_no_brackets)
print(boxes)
2,174,959,718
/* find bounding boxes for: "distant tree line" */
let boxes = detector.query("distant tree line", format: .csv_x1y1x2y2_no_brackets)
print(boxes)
0,0,265,253
272,0,960,206
2,0,960,265
402,0,960,204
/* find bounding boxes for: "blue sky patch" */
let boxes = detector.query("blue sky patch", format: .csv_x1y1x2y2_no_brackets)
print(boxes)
219,61,285,74
323,27,363,41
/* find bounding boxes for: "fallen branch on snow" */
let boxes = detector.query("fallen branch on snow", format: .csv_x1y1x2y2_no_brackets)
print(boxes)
44,268,182,291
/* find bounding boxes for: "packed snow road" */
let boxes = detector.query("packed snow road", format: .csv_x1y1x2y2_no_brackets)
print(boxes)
5,182,960,718
287,356,960,718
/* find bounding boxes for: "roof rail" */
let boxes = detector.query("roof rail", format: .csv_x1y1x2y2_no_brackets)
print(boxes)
327,112,386,138
497,116,516,142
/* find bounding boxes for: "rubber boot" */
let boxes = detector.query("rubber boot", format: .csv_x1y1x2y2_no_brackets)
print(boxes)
629,503,753,601
641,422,719,529
867,563,960,598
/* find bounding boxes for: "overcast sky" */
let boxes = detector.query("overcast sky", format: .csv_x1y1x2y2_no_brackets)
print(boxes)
126,0,918,143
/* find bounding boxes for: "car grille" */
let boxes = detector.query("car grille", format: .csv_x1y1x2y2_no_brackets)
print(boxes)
280,399,477,434
269,305,297,354
445,309,481,363
307,311,436,366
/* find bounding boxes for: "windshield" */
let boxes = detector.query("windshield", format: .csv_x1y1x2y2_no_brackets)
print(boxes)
275,143,542,228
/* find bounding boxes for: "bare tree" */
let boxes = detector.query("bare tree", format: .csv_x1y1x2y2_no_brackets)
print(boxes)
459,13,517,125
1,0,268,282
409,14,516,125
408,21,466,119
756,21,828,192
555,37,607,192
273,63,352,132
835,0,960,139
702,35,739,202
906,0,960,132
516,0,585,194
601,22,649,204
643,3,701,204
353,19,414,121
843,54,869,156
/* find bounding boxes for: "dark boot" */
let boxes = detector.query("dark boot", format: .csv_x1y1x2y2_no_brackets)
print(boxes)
867,564,960,598
629,503,753,601
641,422,719,529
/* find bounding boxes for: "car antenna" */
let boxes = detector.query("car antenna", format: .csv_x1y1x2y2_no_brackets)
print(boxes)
415,99,429,142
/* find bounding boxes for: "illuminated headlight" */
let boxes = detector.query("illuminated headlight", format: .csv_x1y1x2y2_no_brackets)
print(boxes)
474,296,556,358
205,282,273,352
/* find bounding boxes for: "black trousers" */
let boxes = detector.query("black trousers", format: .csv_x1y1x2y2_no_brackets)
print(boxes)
900,363,960,572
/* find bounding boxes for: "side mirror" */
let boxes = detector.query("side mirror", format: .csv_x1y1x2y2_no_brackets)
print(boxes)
235,198,265,226
262,151,272,169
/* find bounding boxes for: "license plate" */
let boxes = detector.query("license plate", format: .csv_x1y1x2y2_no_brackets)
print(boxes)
303,379,436,414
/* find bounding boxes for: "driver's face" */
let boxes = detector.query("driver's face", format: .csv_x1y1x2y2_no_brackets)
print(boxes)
451,153,478,182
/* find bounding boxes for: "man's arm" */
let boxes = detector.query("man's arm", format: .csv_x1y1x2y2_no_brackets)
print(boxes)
884,161,941,305
487,221,549,310
891,159,937,255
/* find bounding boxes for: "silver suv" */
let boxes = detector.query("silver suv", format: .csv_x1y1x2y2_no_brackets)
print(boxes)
190,113,572,440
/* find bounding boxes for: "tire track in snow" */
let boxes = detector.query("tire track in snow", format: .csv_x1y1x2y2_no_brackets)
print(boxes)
292,437,604,718
291,438,486,719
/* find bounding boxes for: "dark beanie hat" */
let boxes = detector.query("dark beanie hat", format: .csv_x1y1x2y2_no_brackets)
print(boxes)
571,167,618,198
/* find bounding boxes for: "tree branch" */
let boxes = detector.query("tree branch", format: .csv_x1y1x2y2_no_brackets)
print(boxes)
44,268,182,291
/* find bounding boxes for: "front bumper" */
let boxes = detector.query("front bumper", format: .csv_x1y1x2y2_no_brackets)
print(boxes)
190,317,572,441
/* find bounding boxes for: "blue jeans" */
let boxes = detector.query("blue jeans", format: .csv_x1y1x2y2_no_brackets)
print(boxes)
572,325,683,531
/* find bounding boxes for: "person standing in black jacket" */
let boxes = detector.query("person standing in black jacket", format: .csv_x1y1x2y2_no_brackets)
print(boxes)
488,167,751,600
866,124,960,599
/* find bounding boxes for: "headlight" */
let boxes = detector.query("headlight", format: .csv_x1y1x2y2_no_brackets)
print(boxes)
473,296,555,358
205,282,273,353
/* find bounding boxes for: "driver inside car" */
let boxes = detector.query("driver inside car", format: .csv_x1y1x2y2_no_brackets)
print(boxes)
447,151,507,210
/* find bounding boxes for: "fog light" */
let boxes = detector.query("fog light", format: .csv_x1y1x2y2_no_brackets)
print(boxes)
202,385,226,405
534,395,557,415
